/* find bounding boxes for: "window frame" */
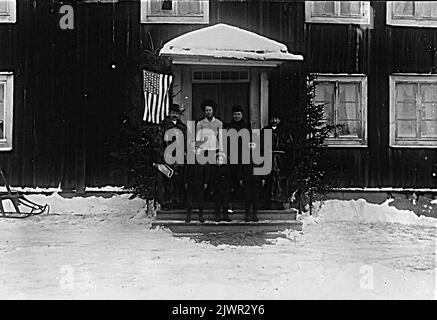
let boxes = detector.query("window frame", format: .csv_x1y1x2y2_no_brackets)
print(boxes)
314,74,368,147
140,0,209,24
0,0,16,23
192,67,250,84
387,1,437,28
0,72,14,151
389,74,437,148
305,1,370,25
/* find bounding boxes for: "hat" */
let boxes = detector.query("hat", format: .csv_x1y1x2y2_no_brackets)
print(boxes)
269,111,281,119
232,105,243,113
169,103,183,113
200,99,217,111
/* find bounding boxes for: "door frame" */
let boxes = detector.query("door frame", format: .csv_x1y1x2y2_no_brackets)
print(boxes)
192,82,250,124
172,62,270,129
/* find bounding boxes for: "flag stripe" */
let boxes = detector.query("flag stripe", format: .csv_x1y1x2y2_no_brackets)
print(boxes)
156,74,163,124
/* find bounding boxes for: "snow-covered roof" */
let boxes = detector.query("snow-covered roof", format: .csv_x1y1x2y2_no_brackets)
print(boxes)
159,23,303,63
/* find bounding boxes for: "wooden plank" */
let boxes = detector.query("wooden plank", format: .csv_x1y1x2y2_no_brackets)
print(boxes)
152,220,303,233
249,68,260,129
156,209,298,221
260,70,269,128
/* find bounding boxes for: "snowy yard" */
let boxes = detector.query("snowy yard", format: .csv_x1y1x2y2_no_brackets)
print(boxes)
0,193,435,299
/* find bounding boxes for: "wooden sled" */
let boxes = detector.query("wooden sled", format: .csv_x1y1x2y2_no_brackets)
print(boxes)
0,168,50,218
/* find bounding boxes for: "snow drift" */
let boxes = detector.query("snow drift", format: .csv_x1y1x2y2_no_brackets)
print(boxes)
302,198,437,227
1,192,147,216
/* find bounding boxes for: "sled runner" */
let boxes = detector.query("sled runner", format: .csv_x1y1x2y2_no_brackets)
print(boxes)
0,168,49,218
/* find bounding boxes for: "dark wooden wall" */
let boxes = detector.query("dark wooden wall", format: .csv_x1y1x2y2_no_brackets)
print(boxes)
0,0,435,190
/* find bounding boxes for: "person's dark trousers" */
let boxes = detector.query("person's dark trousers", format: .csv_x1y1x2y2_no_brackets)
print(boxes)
229,164,243,200
186,184,205,222
244,182,260,222
214,193,231,222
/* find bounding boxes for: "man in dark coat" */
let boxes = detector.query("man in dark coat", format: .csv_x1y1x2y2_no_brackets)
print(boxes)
261,113,293,209
184,156,209,223
155,103,187,209
224,105,251,200
209,152,232,222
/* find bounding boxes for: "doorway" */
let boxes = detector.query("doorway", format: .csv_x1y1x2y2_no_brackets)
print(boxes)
192,83,250,124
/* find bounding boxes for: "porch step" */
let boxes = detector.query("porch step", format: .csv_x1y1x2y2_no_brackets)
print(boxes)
151,220,302,233
159,201,286,210
155,209,297,221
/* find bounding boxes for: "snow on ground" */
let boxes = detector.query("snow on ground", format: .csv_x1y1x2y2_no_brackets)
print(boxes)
0,193,435,299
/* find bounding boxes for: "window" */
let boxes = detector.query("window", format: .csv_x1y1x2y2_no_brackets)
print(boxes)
0,0,16,23
387,1,437,28
305,1,370,24
141,0,209,24
192,70,249,83
390,75,437,148
314,75,368,146
0,72,13,151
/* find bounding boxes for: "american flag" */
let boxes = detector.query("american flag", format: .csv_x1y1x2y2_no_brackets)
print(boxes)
142,70,173,124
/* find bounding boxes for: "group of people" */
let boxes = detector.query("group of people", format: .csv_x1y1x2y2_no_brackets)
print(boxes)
154,99,292,223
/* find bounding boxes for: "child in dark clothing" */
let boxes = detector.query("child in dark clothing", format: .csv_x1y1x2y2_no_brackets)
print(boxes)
210,153,232,222
184,163,209,223
240,164,265,222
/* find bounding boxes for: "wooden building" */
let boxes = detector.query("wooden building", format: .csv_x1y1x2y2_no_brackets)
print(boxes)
0,0,436,192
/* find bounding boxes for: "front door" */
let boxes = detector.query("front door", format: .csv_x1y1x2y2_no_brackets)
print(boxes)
192,83,249,124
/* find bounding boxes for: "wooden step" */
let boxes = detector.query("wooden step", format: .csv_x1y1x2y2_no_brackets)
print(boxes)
151,220,302,233
160,201,287,210
155,209,297,221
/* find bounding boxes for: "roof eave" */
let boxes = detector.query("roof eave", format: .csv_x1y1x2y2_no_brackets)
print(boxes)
160,52,304,67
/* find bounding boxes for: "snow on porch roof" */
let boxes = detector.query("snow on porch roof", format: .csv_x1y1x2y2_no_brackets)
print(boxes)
159,23,303,63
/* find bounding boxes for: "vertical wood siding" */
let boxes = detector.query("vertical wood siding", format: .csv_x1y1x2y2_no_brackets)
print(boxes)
0,1,435,189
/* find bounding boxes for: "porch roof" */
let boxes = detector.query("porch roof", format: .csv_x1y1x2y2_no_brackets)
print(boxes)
159,23,303,65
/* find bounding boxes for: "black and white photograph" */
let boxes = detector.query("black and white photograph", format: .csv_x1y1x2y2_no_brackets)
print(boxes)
0,0,436,302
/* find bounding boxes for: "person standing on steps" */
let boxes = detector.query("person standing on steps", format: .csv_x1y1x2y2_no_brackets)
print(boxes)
241,161,265,222
261,113,292,209
210,152,232,222
225,105,251,201
196,99,223,159
184,147,209,223
155,103,187,210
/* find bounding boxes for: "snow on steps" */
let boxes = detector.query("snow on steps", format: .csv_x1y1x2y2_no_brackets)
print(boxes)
155,209,297,221
152,220,302,233
152,208,302,233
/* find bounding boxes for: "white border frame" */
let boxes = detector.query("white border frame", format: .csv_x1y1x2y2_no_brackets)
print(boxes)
389,74,437,148
0,0,16,23
140,0,209,24
387,1,437,28
313,74,368,147
0,72,13,151
305,1,370,25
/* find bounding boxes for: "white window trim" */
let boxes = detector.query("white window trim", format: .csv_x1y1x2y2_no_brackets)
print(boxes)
140,0,209,24
0,72,13,151
0,0,16,23
305,1,370,25
192,66,250,84
387,1,437,28
314,74,368,147
389,74,437,148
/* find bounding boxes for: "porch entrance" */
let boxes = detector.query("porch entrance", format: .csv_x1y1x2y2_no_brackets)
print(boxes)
192,83,250,124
